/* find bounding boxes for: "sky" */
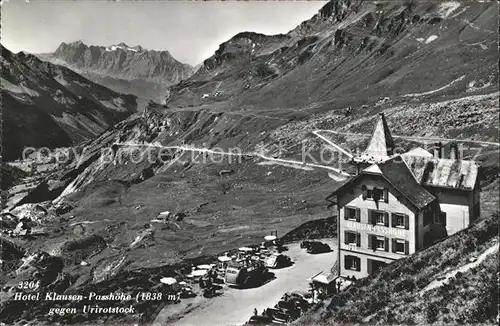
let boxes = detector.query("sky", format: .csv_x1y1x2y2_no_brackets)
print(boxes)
1,0,327,65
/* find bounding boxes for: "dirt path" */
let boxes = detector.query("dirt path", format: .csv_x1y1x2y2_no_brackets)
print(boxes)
312,130,354,159
420,242,499,295
153,240,337,326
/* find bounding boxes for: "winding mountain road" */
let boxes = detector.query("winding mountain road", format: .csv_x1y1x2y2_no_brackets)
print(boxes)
114,141,351,176
315,129,500,147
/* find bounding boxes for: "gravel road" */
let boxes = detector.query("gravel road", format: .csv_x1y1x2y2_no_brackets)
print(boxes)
153,239,337,326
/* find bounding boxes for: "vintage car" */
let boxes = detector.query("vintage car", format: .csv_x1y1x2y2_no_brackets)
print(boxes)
246,315,273,325
225,260,268,288
290,290,314,304
300,240,313,249
265,308,292,323
306,241,331,254
265,253,292,269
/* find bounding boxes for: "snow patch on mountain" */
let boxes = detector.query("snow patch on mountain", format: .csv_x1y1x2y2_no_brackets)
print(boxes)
425,35,439,44
105,43,143,52
438,2,461,18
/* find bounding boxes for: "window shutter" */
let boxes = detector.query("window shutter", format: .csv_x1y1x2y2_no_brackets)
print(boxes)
392,239,396,253
383,188,389,203
367,235,373,249
344,231,349,245
355,208,361,222
384,212,389,227
356,233,361,247
355,258,361,272
345,256,352,270
344,209,349,220
369,210,376,225
362,185,367,200
391,213,396,228
404,241,409,255
384,237,389,252
440,212,447,226
404,214,409,230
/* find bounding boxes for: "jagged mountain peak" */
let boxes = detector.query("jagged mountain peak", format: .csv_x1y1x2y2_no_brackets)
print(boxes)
45,40,194,101
56,41,146,54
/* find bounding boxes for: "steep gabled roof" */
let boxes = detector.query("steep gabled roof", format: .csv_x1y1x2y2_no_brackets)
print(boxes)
327,156,436,210
363,112,394,159
402,155,479,190
376,156,436,209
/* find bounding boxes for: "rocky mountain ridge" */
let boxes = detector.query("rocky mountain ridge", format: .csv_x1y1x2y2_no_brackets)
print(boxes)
165,0,498,112
1,44,138,161
38,41,194,101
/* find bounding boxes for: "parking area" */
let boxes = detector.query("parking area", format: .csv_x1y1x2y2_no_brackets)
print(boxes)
153,238,337,326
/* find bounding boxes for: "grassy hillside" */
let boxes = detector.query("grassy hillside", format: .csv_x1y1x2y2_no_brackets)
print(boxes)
296,211,499,325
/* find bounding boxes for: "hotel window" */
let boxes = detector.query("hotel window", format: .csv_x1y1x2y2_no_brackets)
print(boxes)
376,237,386,250
368,235,389,252
391,213,409,229
433,212,440,223
344,255,361,272
434,211,447,225
392,239,409,255
369,210,389,227
363,186,389,203
344,207,360,222
344,231,361,247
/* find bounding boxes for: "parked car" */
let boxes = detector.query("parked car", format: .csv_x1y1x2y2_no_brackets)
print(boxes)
265,308,291,323
300,240,313,249
225,260,269,288
246,315,273,325
289,297,310,311
290,290,314,304
306,241,331,254
275,300,295,311
265,253,292,269
276,306,300,320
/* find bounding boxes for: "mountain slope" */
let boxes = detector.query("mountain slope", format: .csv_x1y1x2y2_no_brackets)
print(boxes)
39,41,194,101
165,0,498,113
1,45,138,160
296,210,499,325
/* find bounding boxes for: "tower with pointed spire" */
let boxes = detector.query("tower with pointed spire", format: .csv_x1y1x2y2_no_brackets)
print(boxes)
353,112,395,174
